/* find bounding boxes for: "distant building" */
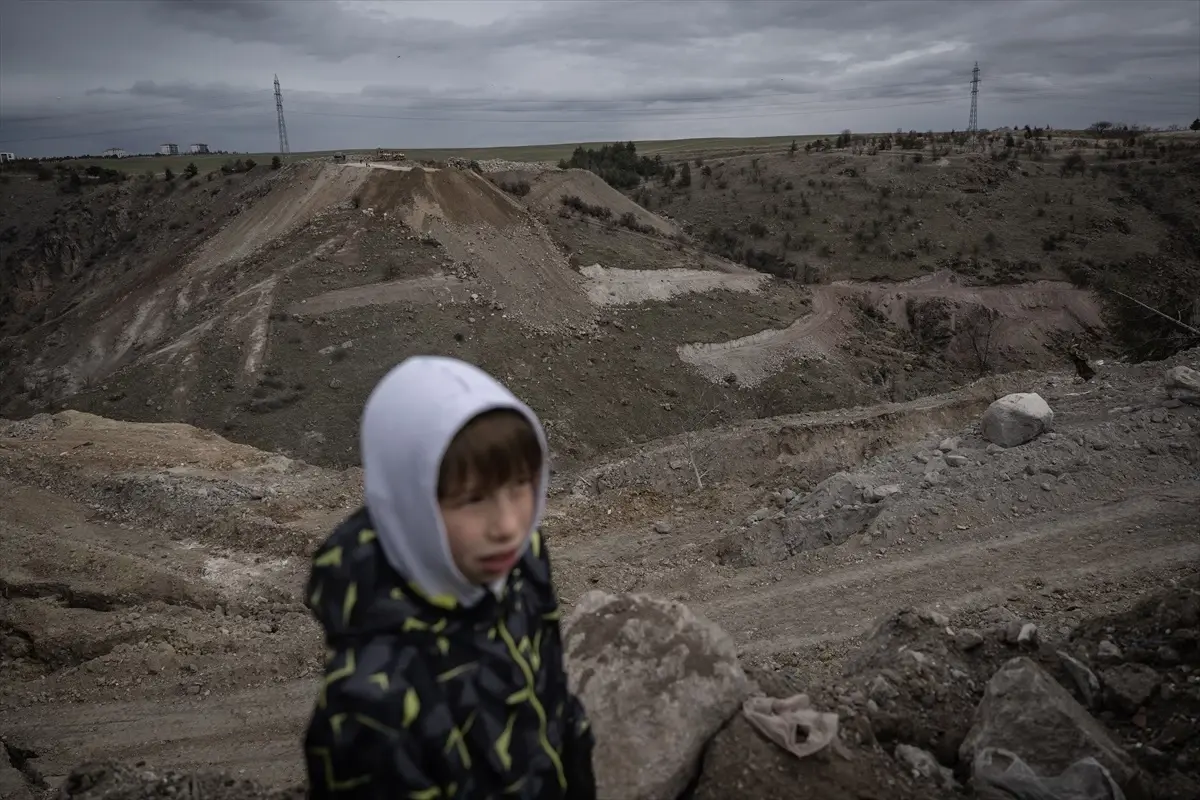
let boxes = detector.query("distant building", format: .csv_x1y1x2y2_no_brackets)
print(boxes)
189,143,210,154
0,152,15,164
103,147,127,158
159,143,179,156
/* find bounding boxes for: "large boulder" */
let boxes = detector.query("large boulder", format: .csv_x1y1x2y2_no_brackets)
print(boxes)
981,393,1054,447
1164,365,1200,406
563,591,750,800
960,657,1142,797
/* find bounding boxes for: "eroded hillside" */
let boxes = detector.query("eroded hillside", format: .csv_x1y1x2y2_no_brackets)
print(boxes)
3,144,1157,469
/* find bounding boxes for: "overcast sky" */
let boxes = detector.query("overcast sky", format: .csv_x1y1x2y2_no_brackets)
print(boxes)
1,0,1197,158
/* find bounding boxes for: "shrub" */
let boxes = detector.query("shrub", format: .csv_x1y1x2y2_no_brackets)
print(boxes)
558,141,662,189
499,180,531,197
560,194,611,219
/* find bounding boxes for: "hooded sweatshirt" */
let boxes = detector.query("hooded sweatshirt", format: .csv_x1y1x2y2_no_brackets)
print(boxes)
303,356,595,800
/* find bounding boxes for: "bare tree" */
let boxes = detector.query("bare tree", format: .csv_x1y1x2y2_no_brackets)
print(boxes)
678,383,742,491
962,305,1002,376
1088,121,1114,138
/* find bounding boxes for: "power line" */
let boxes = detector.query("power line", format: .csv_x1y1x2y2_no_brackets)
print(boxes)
286,85,1192,120
4,79,1191,127
284,89,1196,125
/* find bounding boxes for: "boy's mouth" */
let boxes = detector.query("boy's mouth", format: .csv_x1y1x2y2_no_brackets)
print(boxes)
479,549,519,573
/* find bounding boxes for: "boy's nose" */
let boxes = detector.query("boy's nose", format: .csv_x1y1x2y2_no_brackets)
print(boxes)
488,498,524,541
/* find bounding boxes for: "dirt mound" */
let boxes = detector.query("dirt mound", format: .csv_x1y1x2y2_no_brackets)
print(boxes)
573,366,1048,496
679,270,1103,388
1,161,364,399
491,167,680,238
352,166,591,330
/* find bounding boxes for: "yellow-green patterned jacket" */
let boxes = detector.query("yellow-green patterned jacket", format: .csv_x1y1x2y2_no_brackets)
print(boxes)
304,508,595,800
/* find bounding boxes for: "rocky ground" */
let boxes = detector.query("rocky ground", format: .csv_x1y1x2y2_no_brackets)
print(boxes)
0,353,1197,799
18,571,1198,800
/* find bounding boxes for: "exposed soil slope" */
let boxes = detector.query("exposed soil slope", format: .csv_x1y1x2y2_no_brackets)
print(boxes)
490,167,680,238
2,147,1181,473
680,270,1103,387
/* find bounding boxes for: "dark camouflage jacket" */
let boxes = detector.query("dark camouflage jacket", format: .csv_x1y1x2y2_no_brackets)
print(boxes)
303,509,596,800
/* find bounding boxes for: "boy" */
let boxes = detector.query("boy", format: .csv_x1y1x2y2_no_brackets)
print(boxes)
303,356,596,799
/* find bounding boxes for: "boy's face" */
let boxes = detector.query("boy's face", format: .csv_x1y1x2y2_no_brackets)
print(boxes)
439,476,537,584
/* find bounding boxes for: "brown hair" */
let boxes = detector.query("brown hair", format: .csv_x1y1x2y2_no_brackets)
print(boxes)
437,408,542,501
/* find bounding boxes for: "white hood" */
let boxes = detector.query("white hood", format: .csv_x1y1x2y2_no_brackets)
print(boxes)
360,355,549,607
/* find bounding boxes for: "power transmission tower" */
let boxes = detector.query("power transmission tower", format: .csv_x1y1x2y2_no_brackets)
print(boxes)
967,61,980,137
274,74,290,155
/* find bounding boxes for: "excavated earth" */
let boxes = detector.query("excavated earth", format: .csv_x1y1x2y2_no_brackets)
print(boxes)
2,157,1110,474
1,145,1197,798
1,348,1197,799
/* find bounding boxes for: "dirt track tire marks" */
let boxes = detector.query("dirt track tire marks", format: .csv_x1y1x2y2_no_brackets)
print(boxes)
698,482,1200,657
4,680,313,788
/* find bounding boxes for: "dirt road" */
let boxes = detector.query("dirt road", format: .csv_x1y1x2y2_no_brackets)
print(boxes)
7,481,1196,787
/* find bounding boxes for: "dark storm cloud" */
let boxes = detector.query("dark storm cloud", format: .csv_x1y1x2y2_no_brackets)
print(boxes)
0,0,1195,157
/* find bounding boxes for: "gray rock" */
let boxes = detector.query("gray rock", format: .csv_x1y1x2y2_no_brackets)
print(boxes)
939,436,960,452
868,483,902,502
1057,650,1102,709
1164,365,1200,406
1097,640,1123,662
971,748,1125,800
564,591,750,800
960,657,1138,794
982,393,1054,448
1101,663,1160,715
957,629,986,651
1017,623,1039,647
895,744,958,789
945,453,969,467
918,607,950,627
653,520,672,535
